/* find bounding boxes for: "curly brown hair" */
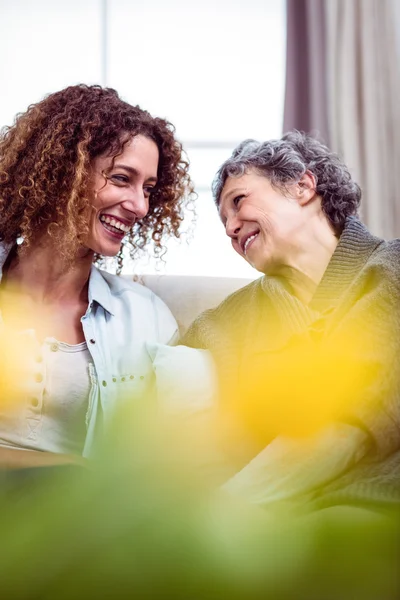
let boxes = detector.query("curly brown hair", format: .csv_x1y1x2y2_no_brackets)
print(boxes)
0,84,194,271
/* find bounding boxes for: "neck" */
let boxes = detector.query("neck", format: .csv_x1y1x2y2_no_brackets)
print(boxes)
273,216,339,304
3,239,94,305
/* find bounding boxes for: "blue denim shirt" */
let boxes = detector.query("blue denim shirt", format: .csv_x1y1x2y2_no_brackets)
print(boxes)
0,244,178,456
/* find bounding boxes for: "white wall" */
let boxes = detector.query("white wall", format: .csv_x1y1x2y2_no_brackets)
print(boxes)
0,0,102,123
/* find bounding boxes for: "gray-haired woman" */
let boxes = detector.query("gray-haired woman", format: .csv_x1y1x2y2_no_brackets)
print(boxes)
184,131,400,513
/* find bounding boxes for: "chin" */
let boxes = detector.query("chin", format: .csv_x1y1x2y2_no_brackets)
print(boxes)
248,260,270,276
89,242,122,258
101,248,121,258
247,249,275,274
246,256,263,272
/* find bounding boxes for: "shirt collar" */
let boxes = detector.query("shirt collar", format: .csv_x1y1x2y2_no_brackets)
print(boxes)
309,216,383,312
0,242,14,283
88,264,115,315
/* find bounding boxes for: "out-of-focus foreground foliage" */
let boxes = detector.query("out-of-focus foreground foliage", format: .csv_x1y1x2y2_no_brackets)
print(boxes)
0,405,398,600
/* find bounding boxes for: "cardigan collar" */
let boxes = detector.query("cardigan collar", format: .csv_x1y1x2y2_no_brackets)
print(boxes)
309,216,383,312
260,216,384,326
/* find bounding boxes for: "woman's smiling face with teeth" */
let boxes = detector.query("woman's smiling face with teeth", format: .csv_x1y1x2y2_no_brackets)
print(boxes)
219,171,309,275
85,135,159,257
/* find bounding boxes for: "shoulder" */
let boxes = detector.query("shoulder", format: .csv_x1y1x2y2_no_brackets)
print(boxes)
217,276,264,310
201,277,263,321
373,238,400,262
340,218,400,283
183,278,263,347
94,269,178,344
365,238,400,287
339,237,400,329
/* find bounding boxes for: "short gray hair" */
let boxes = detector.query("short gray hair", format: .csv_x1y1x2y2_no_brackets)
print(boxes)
212,130,361,232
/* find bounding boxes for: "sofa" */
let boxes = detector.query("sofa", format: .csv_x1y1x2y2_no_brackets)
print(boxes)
133,274,254,335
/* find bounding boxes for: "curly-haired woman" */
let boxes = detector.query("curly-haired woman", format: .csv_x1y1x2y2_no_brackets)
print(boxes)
0,84,193,468
184,131,400,512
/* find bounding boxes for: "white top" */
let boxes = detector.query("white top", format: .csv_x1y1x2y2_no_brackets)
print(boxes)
0,331,91,455
0,243,179,457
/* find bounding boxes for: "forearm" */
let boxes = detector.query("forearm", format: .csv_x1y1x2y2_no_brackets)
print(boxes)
222,423,370,506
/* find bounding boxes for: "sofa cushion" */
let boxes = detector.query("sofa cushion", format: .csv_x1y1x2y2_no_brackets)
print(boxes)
132,274,254,335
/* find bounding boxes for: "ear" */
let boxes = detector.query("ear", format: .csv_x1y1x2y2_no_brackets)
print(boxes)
296,171,317,206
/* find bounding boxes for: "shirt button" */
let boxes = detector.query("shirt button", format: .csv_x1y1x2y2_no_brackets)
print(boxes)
121,377,126,382
112,377,117,382
31,398,39,407
89,339,96,344
130,375,134,380
102,380,107,387
50,343,58,352
35,373,43,383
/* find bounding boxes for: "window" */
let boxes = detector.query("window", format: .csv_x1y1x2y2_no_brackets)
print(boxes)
0,0,286,277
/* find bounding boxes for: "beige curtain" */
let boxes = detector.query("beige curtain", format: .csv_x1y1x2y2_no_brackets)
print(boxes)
284,0,400,239
325,0,400,238
283,0,330,143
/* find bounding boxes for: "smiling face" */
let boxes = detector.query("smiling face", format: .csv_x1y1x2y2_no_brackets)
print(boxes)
85,135,159,257
218,170,313,275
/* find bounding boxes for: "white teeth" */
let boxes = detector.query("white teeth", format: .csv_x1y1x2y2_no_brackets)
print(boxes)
244,233,258,255
100,215,131,233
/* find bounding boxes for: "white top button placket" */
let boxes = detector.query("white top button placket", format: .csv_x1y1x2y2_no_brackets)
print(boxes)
26,333,46,444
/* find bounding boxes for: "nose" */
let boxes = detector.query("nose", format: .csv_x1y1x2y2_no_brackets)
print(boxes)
225,215,241,239
121,189,149,220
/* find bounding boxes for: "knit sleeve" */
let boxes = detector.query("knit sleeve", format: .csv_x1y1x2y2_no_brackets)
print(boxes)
182,309,219,350
182,279,263,351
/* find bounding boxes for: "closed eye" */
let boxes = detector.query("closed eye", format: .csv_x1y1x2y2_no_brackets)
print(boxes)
109,174,129,185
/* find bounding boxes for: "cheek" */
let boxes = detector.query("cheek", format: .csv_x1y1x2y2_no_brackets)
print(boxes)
258,206,292,235
90,189,107,213
85,195,99,222
257,213,274,236
90,176,114,211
